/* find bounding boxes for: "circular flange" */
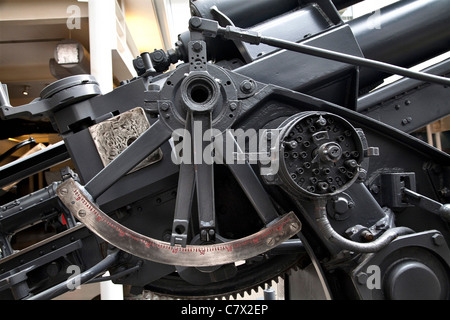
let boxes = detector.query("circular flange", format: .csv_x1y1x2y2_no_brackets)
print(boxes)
181,72,221,113
40,74,99,99
275,111,364,197
158,64,240,132
386,260,442,300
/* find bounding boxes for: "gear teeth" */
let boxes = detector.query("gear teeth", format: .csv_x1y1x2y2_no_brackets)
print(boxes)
142,257,304,300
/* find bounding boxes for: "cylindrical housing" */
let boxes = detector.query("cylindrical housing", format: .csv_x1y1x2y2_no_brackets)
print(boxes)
268,112,365,198
349,0,450,91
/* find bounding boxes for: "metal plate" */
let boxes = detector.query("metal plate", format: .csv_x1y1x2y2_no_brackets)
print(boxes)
57,178,302,267
89,107,162,173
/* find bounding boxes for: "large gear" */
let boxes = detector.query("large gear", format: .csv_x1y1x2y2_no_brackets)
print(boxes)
143,252,305,300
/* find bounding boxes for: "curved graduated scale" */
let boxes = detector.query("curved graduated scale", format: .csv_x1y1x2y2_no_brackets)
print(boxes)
57,178,302,267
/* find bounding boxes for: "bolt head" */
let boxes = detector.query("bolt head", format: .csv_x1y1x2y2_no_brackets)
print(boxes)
432,233,445,246
240,80,254,93
266,237,275,246
192,42,203,52
290,222,300,232
356,272,368,285
160,102,169,111
333,197,349,214
189,17,202,28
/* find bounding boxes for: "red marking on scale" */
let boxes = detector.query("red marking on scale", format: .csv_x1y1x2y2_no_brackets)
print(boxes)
69,184,297,257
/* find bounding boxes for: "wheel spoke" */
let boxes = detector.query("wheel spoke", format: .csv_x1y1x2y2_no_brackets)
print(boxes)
192,112,216,242
171,115,195,247
85,119,172,199
217,131,279,224
171,162,195,246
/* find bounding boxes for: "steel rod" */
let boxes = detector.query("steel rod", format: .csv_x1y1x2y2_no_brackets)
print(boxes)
259,36,450,87
26,250,119,300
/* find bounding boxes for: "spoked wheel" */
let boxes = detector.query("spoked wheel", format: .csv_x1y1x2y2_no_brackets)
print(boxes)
56,41,303,290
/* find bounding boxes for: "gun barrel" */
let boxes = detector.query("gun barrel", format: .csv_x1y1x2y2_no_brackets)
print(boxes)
348,0,450,91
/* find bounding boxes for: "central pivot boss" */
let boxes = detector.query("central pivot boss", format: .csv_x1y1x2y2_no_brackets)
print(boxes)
181,72,221,112
57,178,302,267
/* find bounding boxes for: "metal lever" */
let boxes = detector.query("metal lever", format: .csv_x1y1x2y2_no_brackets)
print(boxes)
402,188,450,222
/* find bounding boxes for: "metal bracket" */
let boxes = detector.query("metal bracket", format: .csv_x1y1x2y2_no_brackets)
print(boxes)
0,75,100,121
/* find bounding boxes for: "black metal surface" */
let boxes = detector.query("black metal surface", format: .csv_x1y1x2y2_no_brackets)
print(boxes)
0,141,70,189
271,112,365,197
0,0,449,300
257,34,450,87
349,0,450,92
236,25,362,107
357,58,450,132
27,249,120,300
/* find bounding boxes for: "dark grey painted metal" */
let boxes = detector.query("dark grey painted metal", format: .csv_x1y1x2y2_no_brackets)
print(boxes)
357,58,450,132
237,5,332,63
0,141,70,188
171,162,195,247
197,17,450,87
84,120,172,199
332,0,363,9
349,0,450,92
191,112,216,241
349,230,450,300
257,35,450,87
236,25,362,107
1,0,450,300
0,75,101,123
219,131,279,225
27,249,120,300
171,116,195,247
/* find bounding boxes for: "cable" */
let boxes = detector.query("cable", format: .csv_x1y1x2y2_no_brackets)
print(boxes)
25,250,120,300
313,198,413,253
0,137,36,163
86,263,141,284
